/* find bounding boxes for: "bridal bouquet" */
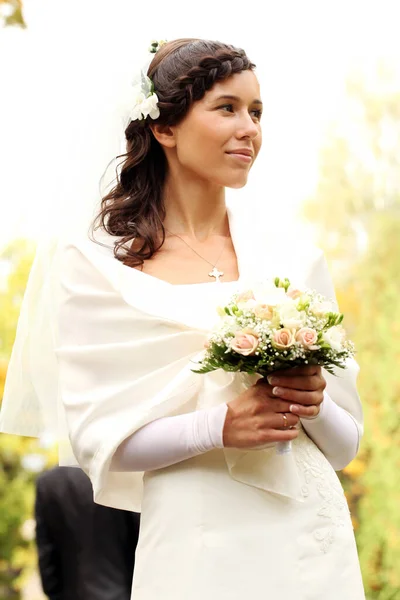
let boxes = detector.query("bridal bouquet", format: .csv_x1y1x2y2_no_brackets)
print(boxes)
192,277,355,454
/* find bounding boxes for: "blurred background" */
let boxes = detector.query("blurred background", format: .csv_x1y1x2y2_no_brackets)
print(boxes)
1,0,399,598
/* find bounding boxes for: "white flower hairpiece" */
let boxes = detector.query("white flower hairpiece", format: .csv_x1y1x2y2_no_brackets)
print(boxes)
129,71,160,122
128,40,167,123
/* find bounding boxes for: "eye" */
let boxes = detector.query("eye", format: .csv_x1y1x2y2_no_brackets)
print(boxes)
250,109,263,121
218,104,234,113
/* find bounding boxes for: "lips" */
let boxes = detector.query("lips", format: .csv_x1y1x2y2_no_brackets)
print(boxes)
226,149,253,158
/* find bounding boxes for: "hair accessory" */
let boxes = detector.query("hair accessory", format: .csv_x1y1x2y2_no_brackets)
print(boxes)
129,71,160,122
149,39,167,54
128,40,167,122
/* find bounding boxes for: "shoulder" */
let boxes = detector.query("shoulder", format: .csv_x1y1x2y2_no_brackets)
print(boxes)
57,229,116,265
56,230,123,294
36,467,91,500
35,466,64,491
259,222,327,284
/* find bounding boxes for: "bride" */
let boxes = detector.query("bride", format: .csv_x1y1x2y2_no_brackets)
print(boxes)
1,38,365,599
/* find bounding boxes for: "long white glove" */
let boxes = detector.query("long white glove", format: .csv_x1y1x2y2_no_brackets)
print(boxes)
110,403,228,472
300,391,360,470
110,393,359,473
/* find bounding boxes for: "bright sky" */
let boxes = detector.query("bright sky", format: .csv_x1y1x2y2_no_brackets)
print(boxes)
1,0,400,248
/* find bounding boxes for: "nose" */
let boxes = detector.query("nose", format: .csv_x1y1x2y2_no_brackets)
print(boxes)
235,111,260,140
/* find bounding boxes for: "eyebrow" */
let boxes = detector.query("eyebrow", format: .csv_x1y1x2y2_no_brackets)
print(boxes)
212,94,263,105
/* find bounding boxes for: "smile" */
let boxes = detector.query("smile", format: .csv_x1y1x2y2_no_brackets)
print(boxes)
226,153,252,164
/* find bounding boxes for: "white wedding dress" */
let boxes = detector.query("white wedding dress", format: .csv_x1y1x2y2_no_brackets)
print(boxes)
127,277,365,600
0,203,366,599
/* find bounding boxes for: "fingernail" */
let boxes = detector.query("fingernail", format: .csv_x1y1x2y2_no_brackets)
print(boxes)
290,404,300,413
267,376,276,385
272,387,282,396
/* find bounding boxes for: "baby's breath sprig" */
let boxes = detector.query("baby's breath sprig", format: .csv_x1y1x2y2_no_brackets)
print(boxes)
192,276,355,378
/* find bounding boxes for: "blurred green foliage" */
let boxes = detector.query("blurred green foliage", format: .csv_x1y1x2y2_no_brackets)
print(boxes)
304,62,400,599
0,0,25,28
0,240,52,598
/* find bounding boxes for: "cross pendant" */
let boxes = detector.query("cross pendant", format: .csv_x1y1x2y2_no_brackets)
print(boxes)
208,267,224,282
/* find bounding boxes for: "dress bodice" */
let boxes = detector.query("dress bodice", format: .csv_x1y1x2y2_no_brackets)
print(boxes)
120,267,241,331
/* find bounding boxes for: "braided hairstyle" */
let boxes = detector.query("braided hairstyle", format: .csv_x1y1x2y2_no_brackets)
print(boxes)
93,38,255,268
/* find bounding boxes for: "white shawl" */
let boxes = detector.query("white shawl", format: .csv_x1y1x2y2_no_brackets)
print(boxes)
0,202,363,511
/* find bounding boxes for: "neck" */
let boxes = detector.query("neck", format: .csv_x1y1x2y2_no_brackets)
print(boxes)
162,172,229,242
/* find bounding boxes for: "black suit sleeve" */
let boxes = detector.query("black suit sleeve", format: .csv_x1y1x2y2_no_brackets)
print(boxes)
34,478,63,600
128,511,141,571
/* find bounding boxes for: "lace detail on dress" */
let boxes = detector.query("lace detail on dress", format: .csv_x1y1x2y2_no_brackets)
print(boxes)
293,429,351,554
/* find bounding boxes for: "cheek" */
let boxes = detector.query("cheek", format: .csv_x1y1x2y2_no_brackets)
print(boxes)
178,119,215,152
253,130,262,157
194,118,230,151
177,121,227,168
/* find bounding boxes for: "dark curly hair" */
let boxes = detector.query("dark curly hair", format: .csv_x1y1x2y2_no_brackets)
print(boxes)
92,38,255,268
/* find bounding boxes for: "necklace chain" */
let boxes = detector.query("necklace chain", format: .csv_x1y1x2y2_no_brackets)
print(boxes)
165,228,228,281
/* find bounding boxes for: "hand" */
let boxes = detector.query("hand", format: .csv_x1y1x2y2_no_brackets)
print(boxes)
223,379,301,449
266,365,326,419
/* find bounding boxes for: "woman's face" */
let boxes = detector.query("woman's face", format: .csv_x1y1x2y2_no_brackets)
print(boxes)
170,70,262,189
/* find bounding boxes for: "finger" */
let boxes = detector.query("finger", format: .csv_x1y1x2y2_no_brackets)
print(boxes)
254,393,297,414
270,365,321,378
270,388,324,406
255,377,273,386
267,373,326,392
268,412,299,430
289,404,320,418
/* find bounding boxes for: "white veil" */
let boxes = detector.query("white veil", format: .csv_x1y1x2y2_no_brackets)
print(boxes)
0,12,157,463
0,4,276,463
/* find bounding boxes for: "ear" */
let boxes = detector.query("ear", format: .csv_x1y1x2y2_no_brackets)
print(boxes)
150,123,177,148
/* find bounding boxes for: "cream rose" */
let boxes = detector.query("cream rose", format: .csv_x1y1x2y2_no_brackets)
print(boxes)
253,303,274,321
271,328,296,349
231,329,259,356
295,327,319,350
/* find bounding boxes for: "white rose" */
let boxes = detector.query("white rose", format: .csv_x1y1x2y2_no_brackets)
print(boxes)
237,298,257,311
253,285,287,306
322,326,345,351
311,300,335,316
278,302,307,329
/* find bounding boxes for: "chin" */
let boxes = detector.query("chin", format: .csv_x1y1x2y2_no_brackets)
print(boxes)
226,175,250,189
229,179,249,189
213,172,249,189
211,169,251,189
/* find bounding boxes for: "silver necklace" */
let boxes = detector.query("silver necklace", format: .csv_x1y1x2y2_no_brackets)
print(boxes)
165,229,228,282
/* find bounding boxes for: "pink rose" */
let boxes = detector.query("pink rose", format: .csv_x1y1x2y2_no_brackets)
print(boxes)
287,288,303,300
271,328,296,349
253,303,274,321
236,290,255,304
295,327,319,350
231,329,259,356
